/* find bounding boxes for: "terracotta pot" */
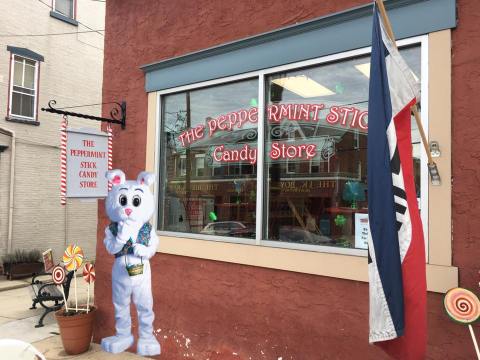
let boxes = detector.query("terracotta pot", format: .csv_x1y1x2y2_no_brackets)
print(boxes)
55,306,96,355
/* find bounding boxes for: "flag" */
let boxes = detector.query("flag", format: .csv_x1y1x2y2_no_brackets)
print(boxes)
367,3,427,359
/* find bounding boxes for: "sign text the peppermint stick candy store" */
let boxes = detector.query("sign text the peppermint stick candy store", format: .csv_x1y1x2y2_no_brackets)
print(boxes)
66,128,109,198
177,103,367,148
176,103,366,165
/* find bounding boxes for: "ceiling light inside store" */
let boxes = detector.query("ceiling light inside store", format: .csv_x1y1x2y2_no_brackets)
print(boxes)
272,76,335,98
355,63,371,78
354,63,420,82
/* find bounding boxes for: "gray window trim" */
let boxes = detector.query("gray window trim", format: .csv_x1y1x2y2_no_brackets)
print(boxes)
141,0,455,93
50,10,79,26
6,46,44,62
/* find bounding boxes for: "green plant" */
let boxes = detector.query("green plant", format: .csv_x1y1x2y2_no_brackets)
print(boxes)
1,253,13,266
1,249,42,265
335,237,351,248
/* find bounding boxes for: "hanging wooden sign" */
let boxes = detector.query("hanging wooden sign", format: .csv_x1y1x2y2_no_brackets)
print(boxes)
65,128,110,198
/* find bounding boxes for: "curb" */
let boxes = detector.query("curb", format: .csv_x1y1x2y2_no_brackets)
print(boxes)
0,272,85,293
0,282,30,292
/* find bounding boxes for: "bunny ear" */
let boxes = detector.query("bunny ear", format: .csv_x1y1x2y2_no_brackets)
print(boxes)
137,171,155,186
106,169,126,185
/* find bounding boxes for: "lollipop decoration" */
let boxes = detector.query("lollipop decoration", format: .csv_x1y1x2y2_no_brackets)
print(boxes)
63,245,84,272
444,287,480,359
83,263,95,283
52,265,66,285
82,263,95,313
52,265,68,312
63,244,84,312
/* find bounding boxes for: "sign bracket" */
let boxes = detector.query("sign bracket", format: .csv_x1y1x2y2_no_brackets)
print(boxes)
41,100,126,129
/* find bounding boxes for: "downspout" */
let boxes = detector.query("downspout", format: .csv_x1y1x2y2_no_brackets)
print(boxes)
0,127,16,253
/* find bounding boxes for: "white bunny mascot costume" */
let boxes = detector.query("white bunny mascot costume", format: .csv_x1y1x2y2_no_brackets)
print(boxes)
101,169,161,356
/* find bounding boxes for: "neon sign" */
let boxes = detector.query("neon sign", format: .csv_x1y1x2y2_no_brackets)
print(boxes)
326,106,368,130
212,144,257,165
268,103,324,122
208,108,258,136
270,142,317,160
177,103,367,147
177,103,366,166
207,136,335,165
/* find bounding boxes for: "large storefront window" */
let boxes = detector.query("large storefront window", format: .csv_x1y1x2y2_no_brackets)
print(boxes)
160,79,258,239
264,45,421,249
158,42,423,251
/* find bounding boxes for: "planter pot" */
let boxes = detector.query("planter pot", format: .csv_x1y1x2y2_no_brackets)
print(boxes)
1,263,9,276
7,262,43,280
55,307,96,355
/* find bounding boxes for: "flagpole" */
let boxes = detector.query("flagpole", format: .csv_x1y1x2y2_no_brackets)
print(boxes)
375,0,395,45
374,0,439,180
411,105,434,165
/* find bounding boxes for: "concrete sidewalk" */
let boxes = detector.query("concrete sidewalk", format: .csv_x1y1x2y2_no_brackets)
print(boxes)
33,336,145,359
0,276,146,358
0,275,32,292
0,272,89,293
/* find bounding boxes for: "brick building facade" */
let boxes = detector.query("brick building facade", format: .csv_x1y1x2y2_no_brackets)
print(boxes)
95,0,479,358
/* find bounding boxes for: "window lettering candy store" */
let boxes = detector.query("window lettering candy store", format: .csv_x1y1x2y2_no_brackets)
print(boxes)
94,0,480,358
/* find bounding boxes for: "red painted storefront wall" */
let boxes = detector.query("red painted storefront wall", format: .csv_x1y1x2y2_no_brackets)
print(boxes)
95,0,480,358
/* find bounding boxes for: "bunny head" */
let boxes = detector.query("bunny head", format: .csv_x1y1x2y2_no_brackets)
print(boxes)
105,170,156,224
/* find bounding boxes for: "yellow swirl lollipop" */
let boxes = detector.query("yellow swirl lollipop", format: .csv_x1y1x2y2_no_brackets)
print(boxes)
63,244,84,272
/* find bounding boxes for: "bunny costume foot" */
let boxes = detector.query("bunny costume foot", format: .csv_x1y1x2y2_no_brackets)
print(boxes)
137,335,161,356
101,170,161,357
101,335,134,354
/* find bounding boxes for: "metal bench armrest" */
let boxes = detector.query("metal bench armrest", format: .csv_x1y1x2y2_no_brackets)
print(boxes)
31,272,51,285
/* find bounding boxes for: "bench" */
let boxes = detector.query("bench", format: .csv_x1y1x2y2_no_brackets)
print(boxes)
29,270,74,328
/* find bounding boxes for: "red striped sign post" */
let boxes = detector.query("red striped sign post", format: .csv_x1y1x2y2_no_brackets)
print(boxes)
60,116,68,205
107,124,113,191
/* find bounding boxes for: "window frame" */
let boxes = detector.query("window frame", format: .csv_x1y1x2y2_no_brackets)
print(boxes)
195,154,205,177
8,54,40,122
52,0,76,20
154,35,429,259
176,154,187,177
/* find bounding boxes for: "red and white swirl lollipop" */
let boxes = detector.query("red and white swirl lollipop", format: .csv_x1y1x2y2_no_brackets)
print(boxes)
444,287,480,357
83,262,95,313
444,287,480,324
83,263,95,284
52,265,65,285
52,265,68,311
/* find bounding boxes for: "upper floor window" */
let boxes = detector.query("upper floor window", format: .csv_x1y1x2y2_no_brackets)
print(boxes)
53,0,75,19
195,154,205,177
9,55,39,121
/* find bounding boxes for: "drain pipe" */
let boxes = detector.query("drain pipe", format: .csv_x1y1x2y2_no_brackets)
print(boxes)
0,127,16,254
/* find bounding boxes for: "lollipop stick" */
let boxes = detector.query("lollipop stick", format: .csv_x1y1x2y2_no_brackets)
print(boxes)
59,285,68,312
87,282,90,314
74,272,78,312
469,324,480,359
